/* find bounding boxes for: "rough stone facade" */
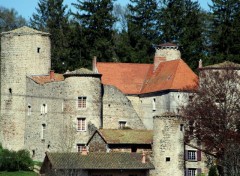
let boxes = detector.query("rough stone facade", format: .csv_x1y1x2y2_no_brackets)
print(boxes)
0,27,50,150
103,85,145,130
152,114,184,176
128,91,189,129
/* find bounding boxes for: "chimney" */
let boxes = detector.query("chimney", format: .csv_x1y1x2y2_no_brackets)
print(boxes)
50,70,55,81
81,147,88,156
198,59,202,69
141,152,146,164
92,56,97,73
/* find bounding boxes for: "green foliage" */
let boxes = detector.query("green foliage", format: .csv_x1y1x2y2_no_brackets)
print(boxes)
209,0,240,64
208,165,218,176
158,0,206,70
0,147,33,171
30,0,71,73
72,0,117,64
0,6,27,32
0,171,37,176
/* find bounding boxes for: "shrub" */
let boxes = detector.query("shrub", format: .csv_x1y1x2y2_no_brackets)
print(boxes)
0,146,33,171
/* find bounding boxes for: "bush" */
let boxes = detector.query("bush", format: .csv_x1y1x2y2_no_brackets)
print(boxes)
0,146,33,171
208,165,218,176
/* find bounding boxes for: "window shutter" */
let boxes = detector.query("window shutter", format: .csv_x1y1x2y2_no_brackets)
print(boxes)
197,150,201,161
197,168,202,175
185,150,188,160
185,168,188,176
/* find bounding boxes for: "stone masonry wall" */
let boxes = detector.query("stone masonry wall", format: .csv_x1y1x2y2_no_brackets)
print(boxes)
102,85,145,130
88,132,107,152
25,74,102,161
128,92,189,130
152,115,184,176
0,30,50,150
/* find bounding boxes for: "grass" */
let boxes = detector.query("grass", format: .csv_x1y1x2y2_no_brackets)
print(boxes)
0,171,37,176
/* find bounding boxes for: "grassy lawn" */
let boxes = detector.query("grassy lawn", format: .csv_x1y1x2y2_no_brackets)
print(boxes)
0,171,37,176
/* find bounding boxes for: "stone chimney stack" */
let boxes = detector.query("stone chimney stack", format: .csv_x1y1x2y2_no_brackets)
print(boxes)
50,70,55,81
92,56,97,73
154,43,181,71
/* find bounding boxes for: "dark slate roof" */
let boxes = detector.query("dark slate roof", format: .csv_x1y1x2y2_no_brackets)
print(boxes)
46,152,154,170
93,129,153,144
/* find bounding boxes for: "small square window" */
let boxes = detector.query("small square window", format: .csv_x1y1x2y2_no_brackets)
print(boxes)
119,121,126,129
77,144,86,152
78,97,86,108
77,118,86,131
166,157,170,162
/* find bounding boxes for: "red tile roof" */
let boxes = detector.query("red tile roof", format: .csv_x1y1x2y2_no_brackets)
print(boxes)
97,59,198,94
97,62,151,94
30,73,64,84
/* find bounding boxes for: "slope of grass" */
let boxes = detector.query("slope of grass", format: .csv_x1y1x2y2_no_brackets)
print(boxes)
0,171,37,176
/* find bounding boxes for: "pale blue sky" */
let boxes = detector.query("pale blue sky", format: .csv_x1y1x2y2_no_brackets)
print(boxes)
0,0,211,20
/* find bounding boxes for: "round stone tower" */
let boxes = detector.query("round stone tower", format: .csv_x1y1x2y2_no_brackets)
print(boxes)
0,26,51,150
63,68,102,145
154,43,181,70
152,113,184,176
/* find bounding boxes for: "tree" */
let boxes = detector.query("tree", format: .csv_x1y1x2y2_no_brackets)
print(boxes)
182,63,240,176
72,0,116,63
30,0,71,73
158,0,206,70
209,0,240,64
127,0,158,63
0,6,26,32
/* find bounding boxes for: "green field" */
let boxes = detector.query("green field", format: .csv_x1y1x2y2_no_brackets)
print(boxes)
0,171,37,176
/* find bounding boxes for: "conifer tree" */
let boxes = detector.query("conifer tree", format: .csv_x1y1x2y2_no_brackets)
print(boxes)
127,0,158,63
72,0,116,63
159,0,206,70
209,0,240,64
30,0,71,73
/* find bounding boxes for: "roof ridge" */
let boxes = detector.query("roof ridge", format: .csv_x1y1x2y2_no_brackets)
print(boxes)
140,64,153,94
169,59,181,89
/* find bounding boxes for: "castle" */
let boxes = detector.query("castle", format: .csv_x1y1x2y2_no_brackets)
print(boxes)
1,26,206,176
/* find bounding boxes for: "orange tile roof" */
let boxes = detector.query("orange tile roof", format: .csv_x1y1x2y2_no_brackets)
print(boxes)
97,62,151,94
30,73,64,84
97,59,198,94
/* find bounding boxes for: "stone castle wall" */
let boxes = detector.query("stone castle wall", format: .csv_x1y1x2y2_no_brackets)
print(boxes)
152,115,184,176
0,28,50,150
128,92,189,130
102,85,145,130
25,75,102,160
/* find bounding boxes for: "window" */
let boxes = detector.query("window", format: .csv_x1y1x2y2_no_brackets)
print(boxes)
37,47,41,53
152,98,156,111
77,144,86,152
119,121,126,129
41,124,46,140
166,157,170,162
187,168,196,176
78,97,87,108
187,150,196,161
41,104,47,115
77,118,86,131
28,104,31,116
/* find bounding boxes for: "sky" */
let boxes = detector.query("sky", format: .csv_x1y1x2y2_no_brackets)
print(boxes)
0,0,211,21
